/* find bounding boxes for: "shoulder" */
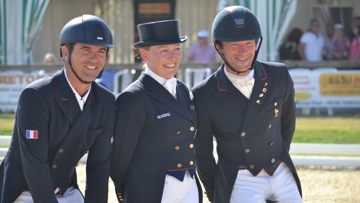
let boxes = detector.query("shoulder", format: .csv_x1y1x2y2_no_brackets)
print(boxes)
22,75,57,97
176,79,189,90
116,79,146,102
300,31,313,41
258,61,290,75
192,70,217,95
92,82,116,101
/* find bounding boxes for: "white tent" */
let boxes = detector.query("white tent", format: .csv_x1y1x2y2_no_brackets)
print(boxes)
0,0,49,65
217,0,298,61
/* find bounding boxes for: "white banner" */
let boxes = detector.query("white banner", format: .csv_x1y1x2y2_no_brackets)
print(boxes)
289,68,360,108
0,70,57,113
1,68,359,113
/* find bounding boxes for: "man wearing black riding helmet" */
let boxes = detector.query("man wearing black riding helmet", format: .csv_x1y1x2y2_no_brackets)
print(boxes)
192,6,302,203
0,15,115,203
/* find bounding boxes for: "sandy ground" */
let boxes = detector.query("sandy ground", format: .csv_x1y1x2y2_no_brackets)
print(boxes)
75,164,360,203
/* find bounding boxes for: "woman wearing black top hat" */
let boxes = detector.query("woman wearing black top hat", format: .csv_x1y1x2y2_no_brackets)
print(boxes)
110,20,202,203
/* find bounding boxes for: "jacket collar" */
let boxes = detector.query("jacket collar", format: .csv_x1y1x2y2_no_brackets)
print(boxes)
139,73,193,121
216,61,267,92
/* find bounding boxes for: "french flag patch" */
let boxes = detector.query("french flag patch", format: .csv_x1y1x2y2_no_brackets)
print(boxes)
26,130,38,139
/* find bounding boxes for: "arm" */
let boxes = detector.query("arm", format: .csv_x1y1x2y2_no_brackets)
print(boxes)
110,92,146,202
193,92,217,202
297,42,306,61
281,70,296,151
84,99,116,203
17,88,58,203
188,45,196,61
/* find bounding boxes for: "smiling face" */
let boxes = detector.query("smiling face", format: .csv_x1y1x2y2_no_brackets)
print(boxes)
216,40,256,75
140,44,182,79
61,43,107,84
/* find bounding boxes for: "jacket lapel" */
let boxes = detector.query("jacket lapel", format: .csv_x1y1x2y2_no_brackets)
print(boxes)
140,73,192,120
214,64,248,112
242,62,273,127
175,82,194,118
54,69,82,124
54,69,97,144
61,89,97,145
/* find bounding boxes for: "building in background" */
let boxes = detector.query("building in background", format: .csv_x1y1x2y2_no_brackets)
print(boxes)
1,0,360,65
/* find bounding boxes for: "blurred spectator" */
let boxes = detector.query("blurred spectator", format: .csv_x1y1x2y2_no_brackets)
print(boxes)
347,16,360,40
349,23,360,61
324,23,335,60
43,53,57,65
279,28,303,60
187,30,216,62
332,23,350,60
298,19,326,61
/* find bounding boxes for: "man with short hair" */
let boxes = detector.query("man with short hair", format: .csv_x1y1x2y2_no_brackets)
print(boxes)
193,6,302,203
0,15,115,203
298,19,326,61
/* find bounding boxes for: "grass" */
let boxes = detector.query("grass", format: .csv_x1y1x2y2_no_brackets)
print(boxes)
0,114,14,135
293,117,360,144
0,114,359,144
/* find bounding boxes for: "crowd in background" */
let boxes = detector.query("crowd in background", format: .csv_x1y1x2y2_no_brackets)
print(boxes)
279,16,360,62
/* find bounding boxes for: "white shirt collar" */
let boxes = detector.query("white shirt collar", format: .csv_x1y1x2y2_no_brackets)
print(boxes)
144,64,177,97
224,67,254,83
144,65,170,85
64,68,91,110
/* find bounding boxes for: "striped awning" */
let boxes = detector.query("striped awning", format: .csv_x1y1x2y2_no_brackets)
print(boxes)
0,0,49,65
217,0,298,61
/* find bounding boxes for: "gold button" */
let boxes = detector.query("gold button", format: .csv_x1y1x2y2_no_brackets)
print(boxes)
268,124,272,129
177,163,182,168
249,165,255,169
265,82,268,86
190,126,195,131
241,132,246,137
262,88,267,93
175,146,180,150
256,100,260,104
53,164,57,169
120,199,124,202
274,102,278,106
271,158,276,163
259,93,264,97
189,144,194,148
59,149,63,153
245,148,250,153
190,161,194,165
176,131,181,135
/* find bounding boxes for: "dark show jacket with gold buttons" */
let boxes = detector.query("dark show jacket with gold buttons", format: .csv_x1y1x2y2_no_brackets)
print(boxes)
110,73,202,203
192,62,302,203
0,70,115,203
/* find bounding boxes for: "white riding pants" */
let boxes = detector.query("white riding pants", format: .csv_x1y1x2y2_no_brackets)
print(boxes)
230,162,302,203
161,170,199,203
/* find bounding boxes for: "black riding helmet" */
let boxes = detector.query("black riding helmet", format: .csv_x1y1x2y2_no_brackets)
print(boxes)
59,14,114,83
60,14,114,49
212,6,262,74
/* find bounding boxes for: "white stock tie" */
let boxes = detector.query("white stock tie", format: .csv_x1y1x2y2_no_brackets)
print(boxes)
233,78,255,99
164,78,177,98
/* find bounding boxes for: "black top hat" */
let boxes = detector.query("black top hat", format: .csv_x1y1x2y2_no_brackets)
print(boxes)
134,20,187,48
